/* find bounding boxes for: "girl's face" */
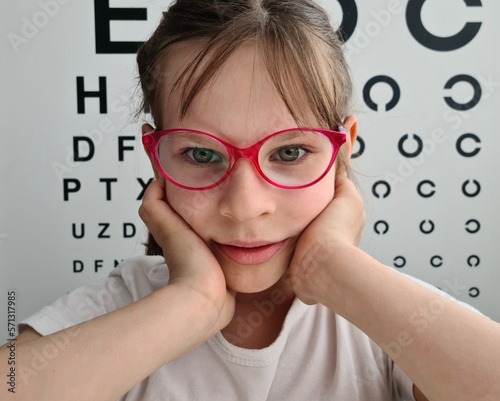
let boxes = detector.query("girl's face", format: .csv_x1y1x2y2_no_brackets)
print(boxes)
147,43,354,294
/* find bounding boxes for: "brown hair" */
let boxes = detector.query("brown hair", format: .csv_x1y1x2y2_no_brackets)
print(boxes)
136,0,354,256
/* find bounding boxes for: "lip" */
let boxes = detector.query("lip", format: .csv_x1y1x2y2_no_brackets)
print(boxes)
213,239,289,266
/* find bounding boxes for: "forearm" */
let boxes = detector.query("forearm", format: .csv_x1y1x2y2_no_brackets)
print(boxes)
320,245,500,401
0,283,217,401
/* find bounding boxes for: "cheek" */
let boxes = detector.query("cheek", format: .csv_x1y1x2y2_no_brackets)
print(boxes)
164,185,215,233
284,175,336,231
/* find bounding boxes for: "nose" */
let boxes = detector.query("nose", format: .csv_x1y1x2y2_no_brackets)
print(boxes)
218,158,276,222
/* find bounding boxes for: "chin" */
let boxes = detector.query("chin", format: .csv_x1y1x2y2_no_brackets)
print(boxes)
220,257,290,294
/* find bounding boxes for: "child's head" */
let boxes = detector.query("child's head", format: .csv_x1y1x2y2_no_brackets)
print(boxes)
137,0,354,171
137,0,357,292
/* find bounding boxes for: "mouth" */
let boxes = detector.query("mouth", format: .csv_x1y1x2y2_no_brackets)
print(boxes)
213,239,289,266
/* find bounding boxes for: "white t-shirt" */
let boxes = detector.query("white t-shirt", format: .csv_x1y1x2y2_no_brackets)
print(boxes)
19,256,481,400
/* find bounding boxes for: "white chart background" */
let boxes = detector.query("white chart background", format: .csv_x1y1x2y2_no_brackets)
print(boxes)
1,0,499,339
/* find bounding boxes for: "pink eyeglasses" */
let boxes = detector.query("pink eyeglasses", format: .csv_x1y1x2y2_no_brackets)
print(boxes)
142,127,346,190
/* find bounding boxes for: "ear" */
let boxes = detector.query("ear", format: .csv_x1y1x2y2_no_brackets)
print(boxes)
343,115,358,156
142,123,161,180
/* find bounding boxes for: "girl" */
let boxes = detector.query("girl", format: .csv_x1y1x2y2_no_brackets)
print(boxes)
2,1,500,400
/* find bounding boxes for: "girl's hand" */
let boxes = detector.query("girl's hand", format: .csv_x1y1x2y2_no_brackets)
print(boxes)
139,177,235,335
288,173,366,305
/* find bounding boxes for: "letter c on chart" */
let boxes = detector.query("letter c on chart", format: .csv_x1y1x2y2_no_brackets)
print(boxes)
374,220,389,235
406,0,483,51
444,74,482,111
417,180,436,198
465,219,480,233
420,219,435,234
469,287,480,298
462,179,481,197
456,133,481,157
398,134,423,158
393,256,406,268
372,180,391,198
430,255,443,268
363,75,401,112
467,255,480,267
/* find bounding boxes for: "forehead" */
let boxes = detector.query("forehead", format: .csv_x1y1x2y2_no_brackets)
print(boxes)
159,42,317,147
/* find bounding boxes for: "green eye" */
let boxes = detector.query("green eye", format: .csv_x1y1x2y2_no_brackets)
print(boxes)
187,148,222,164
277,146,304,162
193,148,213,163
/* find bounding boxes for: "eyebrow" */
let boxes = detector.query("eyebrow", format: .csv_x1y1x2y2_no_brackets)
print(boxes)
168,131,219,147
171,127,323,148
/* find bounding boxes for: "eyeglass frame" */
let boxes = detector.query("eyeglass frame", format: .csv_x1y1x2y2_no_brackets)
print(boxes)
142,127,347,190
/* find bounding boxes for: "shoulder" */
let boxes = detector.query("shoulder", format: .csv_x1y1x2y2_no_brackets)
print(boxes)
18,255,168,336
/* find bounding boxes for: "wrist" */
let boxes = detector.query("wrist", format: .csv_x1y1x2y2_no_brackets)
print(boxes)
290,236,359,306
318,245,399,328
165,281,233,340
316,243,364,312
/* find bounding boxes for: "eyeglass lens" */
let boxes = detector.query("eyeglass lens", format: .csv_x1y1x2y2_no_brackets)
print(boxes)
157,130,333,189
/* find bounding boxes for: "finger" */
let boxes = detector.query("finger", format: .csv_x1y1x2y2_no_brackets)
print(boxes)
139,178,169,225
143,176,166,202
139,178,195,250
334,173,360,201
332,175,366,243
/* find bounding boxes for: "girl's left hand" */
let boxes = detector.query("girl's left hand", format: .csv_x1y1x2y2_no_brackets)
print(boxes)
288,173,366,305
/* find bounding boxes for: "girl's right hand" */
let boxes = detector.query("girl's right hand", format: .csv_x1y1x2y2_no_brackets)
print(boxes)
139,177,236,336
